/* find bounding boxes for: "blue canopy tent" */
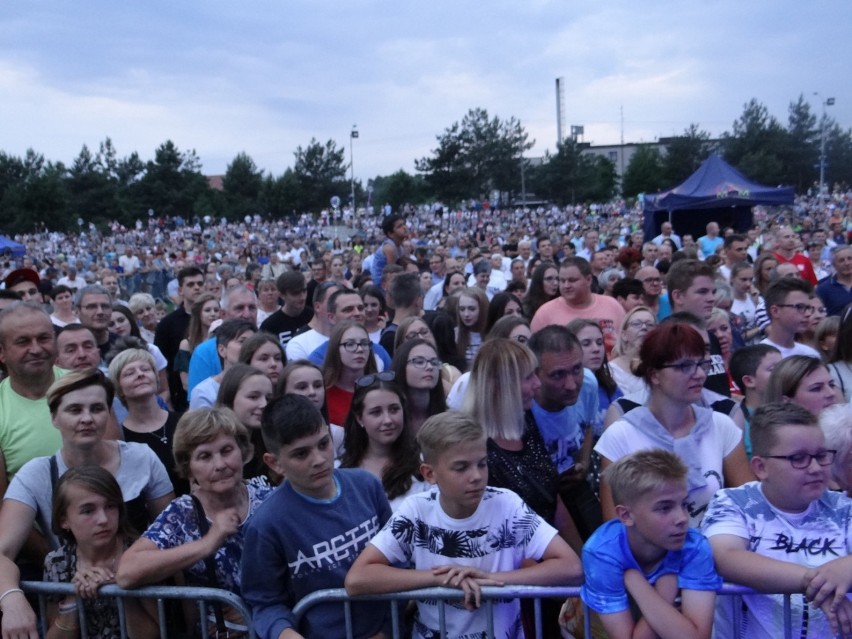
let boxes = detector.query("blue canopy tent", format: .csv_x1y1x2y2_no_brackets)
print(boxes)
0,236,25,259
642,154,795,242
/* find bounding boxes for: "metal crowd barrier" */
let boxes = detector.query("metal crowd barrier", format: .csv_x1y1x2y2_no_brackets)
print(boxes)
20,581,798,639
292,584,793,639
21,581,256,639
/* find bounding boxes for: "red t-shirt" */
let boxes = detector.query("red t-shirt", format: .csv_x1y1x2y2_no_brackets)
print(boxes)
326,385,354,426
774,252,817,286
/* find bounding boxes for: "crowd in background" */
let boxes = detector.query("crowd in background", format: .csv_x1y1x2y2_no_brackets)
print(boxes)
0,185,851,637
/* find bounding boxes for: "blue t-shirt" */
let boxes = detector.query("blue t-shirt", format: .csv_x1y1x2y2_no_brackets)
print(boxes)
581,519,721,614
530,369,600,474
697,236,724,259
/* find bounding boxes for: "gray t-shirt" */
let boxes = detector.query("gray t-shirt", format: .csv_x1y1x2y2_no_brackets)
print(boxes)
5,441,173,549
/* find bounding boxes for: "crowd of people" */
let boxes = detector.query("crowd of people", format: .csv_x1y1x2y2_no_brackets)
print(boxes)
0,187,851,638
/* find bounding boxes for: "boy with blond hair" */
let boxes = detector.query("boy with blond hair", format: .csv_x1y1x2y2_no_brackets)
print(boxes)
703,402,852,638
581,449,720,639
346,411,581,639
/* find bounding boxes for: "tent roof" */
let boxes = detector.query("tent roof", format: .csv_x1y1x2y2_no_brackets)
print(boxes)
0,236,25,257
644,154,795,212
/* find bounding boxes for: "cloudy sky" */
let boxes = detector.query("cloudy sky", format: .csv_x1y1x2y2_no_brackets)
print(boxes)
1,1,849,183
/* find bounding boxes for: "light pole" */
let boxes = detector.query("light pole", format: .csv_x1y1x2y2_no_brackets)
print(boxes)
814,93,835,200
350,125,358,213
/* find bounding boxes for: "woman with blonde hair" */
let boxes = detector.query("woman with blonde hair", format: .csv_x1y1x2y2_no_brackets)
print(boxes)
608,306,656,396
461,339,581,551
109,348,188,495
764,355,839,416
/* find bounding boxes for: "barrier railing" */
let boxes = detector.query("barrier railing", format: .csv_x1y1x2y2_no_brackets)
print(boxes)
20,581,796,639
292,584,792,639
21,581,256,639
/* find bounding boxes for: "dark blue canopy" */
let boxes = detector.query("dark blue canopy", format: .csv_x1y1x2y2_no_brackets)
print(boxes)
0,236,25,258
643,154,795,241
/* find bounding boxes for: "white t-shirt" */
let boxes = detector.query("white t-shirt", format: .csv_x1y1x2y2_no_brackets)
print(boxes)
703,483,852,639
284,328,326,362
759,338,821,359
5,442,173,549
369,486,557,639
595,405,741,527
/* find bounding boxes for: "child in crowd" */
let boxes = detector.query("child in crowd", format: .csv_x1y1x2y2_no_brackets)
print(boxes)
345,411,581,639
580,450,719,639
729,344,782,458
240,394,392,639
46,466,157,638
702,403,852,638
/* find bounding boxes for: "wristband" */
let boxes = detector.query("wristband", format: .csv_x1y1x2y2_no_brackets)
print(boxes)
0,587,24,608
58,600,79,615
54,618,80,632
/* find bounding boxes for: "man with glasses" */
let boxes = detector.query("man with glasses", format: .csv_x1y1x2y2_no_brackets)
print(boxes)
75,285,116,362
306,290,391,371
635,265,671,320
760,278,821,359
155,266,205,410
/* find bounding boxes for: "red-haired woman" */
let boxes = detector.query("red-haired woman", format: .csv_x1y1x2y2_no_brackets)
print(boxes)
596,323,752,528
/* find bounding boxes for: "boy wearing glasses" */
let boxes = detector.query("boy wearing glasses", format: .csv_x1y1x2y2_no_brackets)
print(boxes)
760,278,822,359
703,403,852,638
241,394,392,639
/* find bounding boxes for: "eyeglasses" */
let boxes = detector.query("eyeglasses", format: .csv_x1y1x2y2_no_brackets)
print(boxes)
627,320,656,330
355,371,396,387
542,276,558,282
776,303,814,314
340,339,372,352
660,359,713,375
405,328,432,340
641,277,663,284
763,450,836,469
408,356,441,369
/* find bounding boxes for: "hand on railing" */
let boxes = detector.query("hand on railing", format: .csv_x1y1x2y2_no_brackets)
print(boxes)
431,565,504,611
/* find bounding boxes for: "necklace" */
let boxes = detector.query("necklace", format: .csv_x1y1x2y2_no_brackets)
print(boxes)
148,424,169,445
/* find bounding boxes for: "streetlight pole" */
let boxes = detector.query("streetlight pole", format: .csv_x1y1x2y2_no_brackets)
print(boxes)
350,125,358,213
815,93,835,201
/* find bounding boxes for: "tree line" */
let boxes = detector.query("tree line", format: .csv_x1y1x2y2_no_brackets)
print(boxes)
1,95,850,234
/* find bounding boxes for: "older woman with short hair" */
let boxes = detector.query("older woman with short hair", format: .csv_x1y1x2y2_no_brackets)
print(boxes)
117,407,273,634
820,403,852,495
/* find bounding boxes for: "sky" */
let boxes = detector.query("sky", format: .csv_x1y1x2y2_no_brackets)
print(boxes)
1,1,850,184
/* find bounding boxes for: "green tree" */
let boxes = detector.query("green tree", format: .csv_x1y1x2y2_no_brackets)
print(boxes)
261,169,303,219
722,99,788,185
0,149,70,232
662,124,713,186
824,121,852,191
292,138,348,212
369,170,426,212
67,143,120,227
137,140,209,219
783,95,819,191
415,108,533,202
622,145,665,197
222,152,264,218
529,141,617,204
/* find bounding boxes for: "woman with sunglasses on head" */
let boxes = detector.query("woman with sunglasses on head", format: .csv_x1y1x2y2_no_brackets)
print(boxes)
322,320,378,427
390,339,447,435
339,375,427,511
595,323,752,528
608,306,657,396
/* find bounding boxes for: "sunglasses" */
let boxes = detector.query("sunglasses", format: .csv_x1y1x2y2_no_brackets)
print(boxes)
355,371,396,387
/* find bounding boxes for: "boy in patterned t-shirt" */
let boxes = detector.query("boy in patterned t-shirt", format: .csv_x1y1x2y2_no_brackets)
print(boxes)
703,403,852,639
345,411,581,639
